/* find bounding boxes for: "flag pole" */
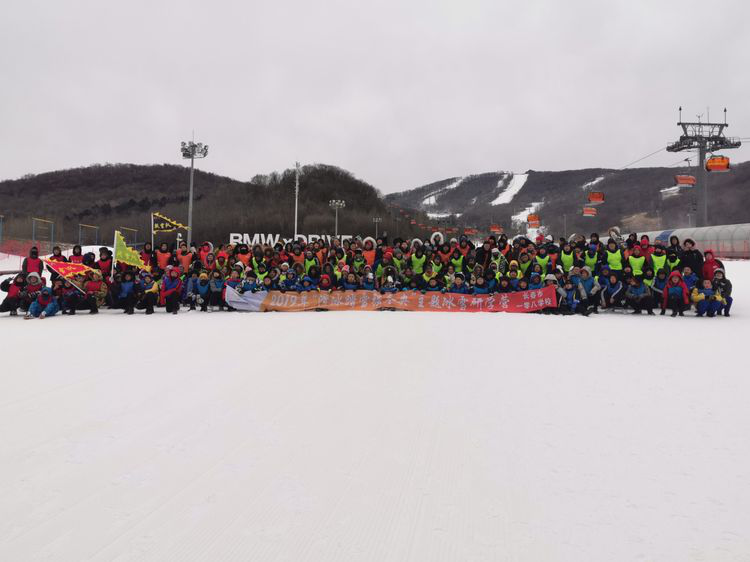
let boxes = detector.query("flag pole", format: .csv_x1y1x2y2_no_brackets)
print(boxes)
111,230,117,283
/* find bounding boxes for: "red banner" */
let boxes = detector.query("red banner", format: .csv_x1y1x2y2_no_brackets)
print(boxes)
44,259,94,279
252,286,557,313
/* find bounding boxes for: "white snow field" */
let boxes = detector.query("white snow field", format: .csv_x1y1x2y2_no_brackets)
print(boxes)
1,262,748,561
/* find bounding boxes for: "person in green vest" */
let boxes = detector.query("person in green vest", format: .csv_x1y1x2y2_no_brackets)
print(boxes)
583,244,601,274
643,267,656,288
628,244,647,277
650,245,668,275
410,247,426,275
534,246,552,275
559,243,576,274
303,250,318,274
605,240,624,275
666,250,681,272
518,252,532,276
490,248,508,275
450,249,464,274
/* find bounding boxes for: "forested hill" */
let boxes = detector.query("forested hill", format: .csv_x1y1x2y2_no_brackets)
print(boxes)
0,163,397,244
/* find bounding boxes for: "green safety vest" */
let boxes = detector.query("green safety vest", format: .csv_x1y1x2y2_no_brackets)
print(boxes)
392,257,404,272
584,252,599,271
644,277,654,288
520,260,532,275
651,254,667,274
667,257,680,271
450,255,464,271
535,254,550,273
411,254,426,274
431,261,443,275
304,258,317,274
628,255,646,276
491,255,508,273
560,251,575,273
606,249,623,271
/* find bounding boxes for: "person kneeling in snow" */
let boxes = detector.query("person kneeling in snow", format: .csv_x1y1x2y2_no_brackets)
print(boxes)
691,279,723,318
712,269,733,317
26,287,59,319
662,270,689,317
625,276,654,315
0,274,27,316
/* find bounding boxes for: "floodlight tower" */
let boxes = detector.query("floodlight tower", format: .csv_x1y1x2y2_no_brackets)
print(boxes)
666,107,741,227
329,199,346,237
181,140,209,247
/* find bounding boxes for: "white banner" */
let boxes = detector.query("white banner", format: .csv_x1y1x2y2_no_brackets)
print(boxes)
229,233,354,246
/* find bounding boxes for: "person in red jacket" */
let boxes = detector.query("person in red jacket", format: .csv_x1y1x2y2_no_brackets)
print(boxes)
159,268,183,314
22,247,43,275
0,274,26,316
701,250,724,281
68,245,85,264
95,248,113,280
662,270,690,316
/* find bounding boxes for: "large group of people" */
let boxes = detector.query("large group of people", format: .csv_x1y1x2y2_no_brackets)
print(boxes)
0,230,735,318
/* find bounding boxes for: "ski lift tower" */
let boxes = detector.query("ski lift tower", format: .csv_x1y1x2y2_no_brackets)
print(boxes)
666,107,741,227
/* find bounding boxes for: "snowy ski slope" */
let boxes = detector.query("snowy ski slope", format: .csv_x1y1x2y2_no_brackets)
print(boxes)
0,262,748,561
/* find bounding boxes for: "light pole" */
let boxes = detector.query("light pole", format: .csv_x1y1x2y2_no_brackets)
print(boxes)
372,217,382,239
329,199,346,237
181,140,209,247
294,162,301,241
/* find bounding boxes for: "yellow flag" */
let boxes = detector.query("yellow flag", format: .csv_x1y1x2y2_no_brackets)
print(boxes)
152,212,188,233
114,230,149,270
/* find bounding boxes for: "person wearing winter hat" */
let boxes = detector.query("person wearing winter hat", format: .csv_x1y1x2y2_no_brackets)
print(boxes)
577,266,601,314
22,272,45,312
26,286,59,319
662,270,689,316
625,275,654,315
135,272,158,314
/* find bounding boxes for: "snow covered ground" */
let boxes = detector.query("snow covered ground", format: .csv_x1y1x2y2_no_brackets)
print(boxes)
1,262,748,561
491,173,528,206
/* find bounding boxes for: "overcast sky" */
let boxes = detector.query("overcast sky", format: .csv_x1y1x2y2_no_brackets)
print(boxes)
1,0,749,193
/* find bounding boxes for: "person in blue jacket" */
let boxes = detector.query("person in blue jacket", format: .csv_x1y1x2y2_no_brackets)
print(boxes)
26,287,59,319
471,275,490,294
577,266,601,314
682,266,698,291
557,278,582,315
208,271,225,312
625,275,654,315
600,273,625,310
448,273,471,294
651,269,668,313
423,277,443,293
279,270,299,292
380,275,399,294
117,271,137,315
691,278,721,317
528,272,544,291
340,272,359,291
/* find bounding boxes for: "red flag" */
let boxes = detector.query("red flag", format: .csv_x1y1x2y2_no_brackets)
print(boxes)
44,259,94,279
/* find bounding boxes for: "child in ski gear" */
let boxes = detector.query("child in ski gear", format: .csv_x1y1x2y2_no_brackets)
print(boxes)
691,279,723,317
625,276,653,315
26,287,59,319
663,270,689,317
712,269,733,317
